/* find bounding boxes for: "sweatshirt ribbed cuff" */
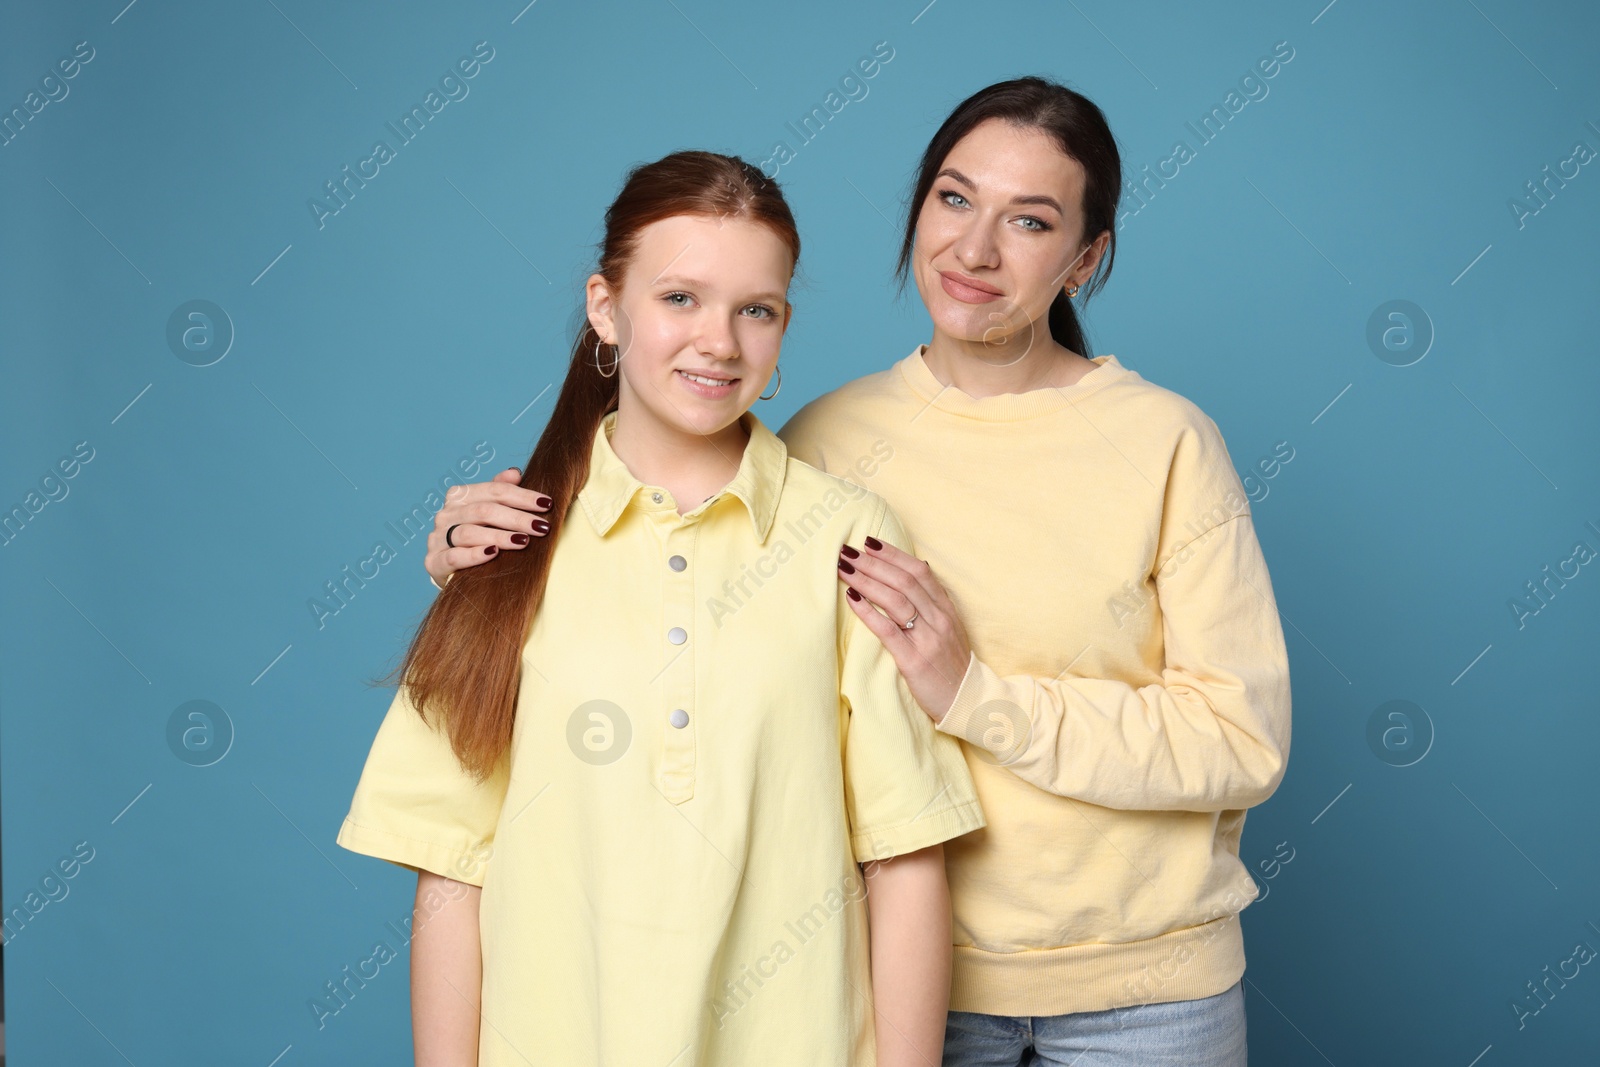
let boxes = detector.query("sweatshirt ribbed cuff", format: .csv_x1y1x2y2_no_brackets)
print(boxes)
935,653,1020,754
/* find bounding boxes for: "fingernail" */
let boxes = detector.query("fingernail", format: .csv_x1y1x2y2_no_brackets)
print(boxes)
865,536,883,551
509,467,522,476
510,533,529,545
847,587,862,601
536,495,551,508
838,559,855,574
840,544,860,559
484,546,497,555
532,518,550,534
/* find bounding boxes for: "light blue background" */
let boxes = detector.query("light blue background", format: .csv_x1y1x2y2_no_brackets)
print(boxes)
3,0,1597,1063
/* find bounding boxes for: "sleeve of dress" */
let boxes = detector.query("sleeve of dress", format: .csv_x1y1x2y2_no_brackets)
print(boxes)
932,415,1293,813
336,684,510,887
840,496,987,864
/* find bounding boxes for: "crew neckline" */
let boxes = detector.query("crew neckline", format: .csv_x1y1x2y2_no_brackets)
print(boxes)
898,343,1130,421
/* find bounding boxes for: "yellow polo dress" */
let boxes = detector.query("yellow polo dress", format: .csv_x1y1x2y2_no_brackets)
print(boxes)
336,408,986,1065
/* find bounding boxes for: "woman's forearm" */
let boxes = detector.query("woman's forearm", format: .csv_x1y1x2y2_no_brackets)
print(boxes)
864,843,952,1067
412,870,483,1066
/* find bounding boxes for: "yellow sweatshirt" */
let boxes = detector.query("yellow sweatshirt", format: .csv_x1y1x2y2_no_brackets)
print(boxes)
778,344,1292,1016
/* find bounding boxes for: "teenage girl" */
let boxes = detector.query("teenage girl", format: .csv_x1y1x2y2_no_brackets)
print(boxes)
336,150,985,1066
422,79,1292,1066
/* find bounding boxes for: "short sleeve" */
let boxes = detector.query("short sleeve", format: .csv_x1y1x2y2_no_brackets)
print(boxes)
335,685,510,887
840,497,987,864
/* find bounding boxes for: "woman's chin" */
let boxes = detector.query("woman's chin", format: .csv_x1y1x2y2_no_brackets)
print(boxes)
933,316,1002,346
932,304,1043,348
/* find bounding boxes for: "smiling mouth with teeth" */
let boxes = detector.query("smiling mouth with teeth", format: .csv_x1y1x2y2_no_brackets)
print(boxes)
678,370,736,386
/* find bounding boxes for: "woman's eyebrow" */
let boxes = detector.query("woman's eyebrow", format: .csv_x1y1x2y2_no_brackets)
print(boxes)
935,167,1063,214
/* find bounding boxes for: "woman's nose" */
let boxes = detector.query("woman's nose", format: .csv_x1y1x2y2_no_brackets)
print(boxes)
953,220,999,270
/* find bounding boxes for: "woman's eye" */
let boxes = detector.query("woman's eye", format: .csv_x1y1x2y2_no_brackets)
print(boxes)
1016,216,1052,232
938,189,969,209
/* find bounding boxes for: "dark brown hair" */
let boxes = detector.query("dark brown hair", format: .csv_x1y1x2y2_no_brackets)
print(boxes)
894,76,1122,359
383,150,800,781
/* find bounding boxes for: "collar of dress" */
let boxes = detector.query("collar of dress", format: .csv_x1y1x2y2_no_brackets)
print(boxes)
577,408,787,543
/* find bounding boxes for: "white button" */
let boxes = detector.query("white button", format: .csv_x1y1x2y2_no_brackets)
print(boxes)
667,626,687,645
651,492,664,503
668,554,687,571
670,709,689,729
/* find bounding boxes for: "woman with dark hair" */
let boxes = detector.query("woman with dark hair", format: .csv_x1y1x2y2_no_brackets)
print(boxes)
425,78,1290,1065
337,149,985,1066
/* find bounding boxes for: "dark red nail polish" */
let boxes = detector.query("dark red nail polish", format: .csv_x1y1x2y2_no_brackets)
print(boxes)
865,536,883,551
511,533,529,545
840,544,860,559
838,559,855,574
537,495,551,508
847,587,862,601
532,518,550,534
485,546,497,555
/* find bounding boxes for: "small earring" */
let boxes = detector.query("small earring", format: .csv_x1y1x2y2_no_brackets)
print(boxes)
758,364,782,401
1065,283,1081,298
593,336,619,378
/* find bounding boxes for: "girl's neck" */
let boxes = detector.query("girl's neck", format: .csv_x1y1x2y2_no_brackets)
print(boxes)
922,328,1096,398
607,403,750,514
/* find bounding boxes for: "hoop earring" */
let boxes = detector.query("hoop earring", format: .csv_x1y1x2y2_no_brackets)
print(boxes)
593,337,619,378
1065,284,1081,298
758,364,782,401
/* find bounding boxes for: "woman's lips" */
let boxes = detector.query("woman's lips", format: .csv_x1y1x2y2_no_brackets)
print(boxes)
939,271,1004,304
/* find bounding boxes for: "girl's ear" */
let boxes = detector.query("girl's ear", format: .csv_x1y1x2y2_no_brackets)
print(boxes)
584,273,617,343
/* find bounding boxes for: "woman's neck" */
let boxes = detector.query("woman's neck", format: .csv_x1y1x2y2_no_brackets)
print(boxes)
922,329,1096,398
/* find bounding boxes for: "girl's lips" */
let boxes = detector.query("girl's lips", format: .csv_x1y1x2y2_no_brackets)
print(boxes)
676,368,739,399
939,271,1004,304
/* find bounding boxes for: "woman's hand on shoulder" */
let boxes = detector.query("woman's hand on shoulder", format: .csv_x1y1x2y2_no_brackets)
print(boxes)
426,467,552,588
837,537,973,724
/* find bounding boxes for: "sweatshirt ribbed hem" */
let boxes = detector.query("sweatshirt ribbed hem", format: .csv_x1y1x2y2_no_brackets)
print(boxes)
949,912,1246,1016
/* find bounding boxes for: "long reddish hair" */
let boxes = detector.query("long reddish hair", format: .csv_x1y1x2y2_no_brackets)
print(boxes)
383,151,801,781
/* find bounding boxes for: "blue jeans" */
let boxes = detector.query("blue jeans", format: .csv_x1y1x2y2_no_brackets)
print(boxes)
942,979,1247,1067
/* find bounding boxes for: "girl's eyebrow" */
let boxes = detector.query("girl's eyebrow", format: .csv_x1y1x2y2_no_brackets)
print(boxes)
935,167,1064,214
654,274,788,305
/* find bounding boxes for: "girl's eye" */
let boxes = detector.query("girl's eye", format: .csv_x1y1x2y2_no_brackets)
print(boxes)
938,189,969,209
664,291,694,307
743,304,777,319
